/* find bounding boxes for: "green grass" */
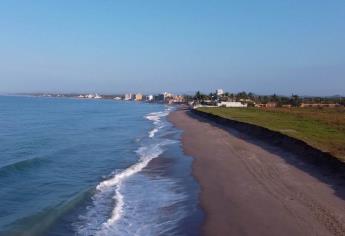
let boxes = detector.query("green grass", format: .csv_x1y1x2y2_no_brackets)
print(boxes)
197,107,345,161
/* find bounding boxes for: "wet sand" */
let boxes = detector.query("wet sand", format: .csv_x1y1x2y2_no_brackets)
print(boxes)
169,109,345,236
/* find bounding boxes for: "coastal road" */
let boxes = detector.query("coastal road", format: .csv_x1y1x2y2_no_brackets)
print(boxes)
169,109,345,236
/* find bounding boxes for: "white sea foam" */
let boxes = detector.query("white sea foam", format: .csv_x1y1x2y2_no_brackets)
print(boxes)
76,107,176,235
98,143,164,228
148,128,159,138
145,109,170,123
145,107,172,138
100,174,187,236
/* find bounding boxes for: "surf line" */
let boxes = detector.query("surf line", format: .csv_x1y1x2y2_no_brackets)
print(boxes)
96,108,172,232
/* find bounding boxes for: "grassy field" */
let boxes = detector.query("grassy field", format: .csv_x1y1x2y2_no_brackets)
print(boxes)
197,107,345,161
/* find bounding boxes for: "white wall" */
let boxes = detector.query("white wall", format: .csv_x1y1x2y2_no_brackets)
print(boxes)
217,102,247,108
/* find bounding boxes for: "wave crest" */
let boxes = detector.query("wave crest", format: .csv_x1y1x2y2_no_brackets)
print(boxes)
75,107,175,235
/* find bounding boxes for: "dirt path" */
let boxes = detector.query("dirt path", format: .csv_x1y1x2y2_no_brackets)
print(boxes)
169,109,345,236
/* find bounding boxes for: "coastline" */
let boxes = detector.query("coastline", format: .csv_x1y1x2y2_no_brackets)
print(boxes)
192,108,345,167
169,108,345,236
0,97,203,235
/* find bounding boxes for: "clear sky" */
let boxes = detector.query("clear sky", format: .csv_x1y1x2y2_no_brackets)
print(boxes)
0,1,344,95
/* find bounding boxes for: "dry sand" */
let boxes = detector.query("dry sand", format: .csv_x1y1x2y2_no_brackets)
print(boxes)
169,109,345,236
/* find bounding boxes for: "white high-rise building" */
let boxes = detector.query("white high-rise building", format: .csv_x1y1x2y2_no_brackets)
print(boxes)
163,92,173,99
147,95,154,101
124,93,133,100
94,94,102,99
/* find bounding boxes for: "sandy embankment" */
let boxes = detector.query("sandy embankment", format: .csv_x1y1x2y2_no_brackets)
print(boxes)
169,109,345,236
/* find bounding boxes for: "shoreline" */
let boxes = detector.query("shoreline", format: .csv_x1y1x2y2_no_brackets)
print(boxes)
169,108,345,236
191,108,345,169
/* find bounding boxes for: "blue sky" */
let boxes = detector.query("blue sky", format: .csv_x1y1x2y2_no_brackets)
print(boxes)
0,1,344,95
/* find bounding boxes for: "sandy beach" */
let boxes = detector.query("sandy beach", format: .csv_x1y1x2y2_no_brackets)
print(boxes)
169,109,345,236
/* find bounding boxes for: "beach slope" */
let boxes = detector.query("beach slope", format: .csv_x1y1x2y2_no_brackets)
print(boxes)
169,109,345,236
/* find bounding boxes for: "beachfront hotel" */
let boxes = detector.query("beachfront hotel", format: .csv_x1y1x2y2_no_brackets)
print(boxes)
135,93,143,101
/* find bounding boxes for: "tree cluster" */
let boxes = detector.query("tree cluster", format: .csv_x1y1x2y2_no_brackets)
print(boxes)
191,91,344,107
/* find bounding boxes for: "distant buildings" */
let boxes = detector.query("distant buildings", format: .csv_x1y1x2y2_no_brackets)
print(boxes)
282,104,292,108
147,95,154,101
32,90,344,108
216,89,224,96
266,102,277,108
218,101,247,108
163,92,173,100
154,94,165,102
74,91,187,104
94,94,102,99
77,93,102,99
124,93,133,100
254,102,277,108
86,94,95,99
171,95,184,103
135,93,143,101
300,103,340,108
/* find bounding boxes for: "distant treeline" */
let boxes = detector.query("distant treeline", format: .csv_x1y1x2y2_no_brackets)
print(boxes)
188,91,345,107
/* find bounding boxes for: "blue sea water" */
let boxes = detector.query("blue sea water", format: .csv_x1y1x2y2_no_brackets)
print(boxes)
0,96,203,236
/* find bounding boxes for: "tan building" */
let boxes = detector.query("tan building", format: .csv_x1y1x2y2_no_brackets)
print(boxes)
300,103,339,108
255,103,265,108
282,104,292,108
255,102,277,108
266,102,277,108
135,93,143,101
172,95,184,103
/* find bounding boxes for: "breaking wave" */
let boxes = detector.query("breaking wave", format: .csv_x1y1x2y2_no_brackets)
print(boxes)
75,106,187,236
145,109,172,138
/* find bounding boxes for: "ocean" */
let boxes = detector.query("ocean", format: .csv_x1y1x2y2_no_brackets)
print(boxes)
0,96,203,236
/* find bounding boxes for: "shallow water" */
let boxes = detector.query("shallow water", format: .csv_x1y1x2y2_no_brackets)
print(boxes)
0,96,203,235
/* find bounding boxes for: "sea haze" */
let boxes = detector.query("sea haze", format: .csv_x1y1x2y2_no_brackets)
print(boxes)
0,96,203,236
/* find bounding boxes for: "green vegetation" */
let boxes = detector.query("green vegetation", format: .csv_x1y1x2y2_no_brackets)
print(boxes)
191,91,345,107
197,107,345,161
